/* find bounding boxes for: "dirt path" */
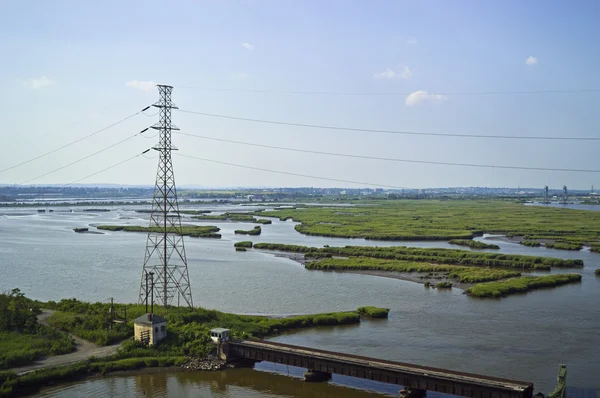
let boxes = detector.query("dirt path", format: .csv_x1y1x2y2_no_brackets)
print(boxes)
10,310,120,375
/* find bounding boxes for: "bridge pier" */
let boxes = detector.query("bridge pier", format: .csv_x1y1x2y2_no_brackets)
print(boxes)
304,369,332,382
399,388,427,398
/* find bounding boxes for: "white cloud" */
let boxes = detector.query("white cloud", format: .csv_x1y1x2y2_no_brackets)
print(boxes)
23,76,56,89
126,80,157,92
241,42,255,51
525,56,538,66
405,90,447,106
399,65,412,79
406,36,418,45
373,65,412,79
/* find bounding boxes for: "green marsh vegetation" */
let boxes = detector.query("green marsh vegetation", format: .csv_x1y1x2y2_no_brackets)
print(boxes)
466,274,582,298
234,241,253,248
193,212,271,224
253,243,583,269
0,289,75,370
434,281,453,289
96,225,221,238
448,239,499,249
305,258,521,283
357,306,389,318
43,297,379,356
521,240,541,247
234,226,261,235
256,200,600,249
545,242,583,251
252,242,583,294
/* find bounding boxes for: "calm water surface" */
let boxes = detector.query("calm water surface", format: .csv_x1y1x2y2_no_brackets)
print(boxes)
1,204,599,396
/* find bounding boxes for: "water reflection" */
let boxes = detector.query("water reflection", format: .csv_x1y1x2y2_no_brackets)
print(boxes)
36,369,390,398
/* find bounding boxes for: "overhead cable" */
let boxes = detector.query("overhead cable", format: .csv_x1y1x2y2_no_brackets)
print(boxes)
175,85,600,96
0,106,151,176
176,153,409,189
176,109,598,141
175,133,600,173
62,149,151,187
21,127,154,185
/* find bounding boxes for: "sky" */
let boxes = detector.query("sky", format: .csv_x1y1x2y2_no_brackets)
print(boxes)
1,0,600,189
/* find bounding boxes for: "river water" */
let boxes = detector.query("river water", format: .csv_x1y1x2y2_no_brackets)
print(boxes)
0,203,598,396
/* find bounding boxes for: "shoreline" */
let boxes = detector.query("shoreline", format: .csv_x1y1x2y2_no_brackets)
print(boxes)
264,250,471,290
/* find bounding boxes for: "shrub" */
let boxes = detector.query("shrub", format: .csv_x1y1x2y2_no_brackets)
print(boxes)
357,306,389,318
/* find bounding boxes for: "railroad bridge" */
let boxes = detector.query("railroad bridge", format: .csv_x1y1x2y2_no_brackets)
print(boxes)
216,337,534,398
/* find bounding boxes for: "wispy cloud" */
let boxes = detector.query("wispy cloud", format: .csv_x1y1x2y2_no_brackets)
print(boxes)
405,90,447,106
406,36,418,45
126,80,157,92
373,65,412,80
241,42,255,51
525,56,538,66
23,76,56,89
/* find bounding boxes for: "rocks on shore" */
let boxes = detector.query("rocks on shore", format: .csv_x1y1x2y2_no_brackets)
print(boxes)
181,356,232,371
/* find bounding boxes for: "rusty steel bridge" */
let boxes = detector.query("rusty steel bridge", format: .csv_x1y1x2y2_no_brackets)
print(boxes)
223,339,534,398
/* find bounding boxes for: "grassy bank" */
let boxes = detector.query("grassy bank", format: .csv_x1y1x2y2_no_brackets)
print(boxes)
0,329,75,370
192,212,271,224
235,226,261,235
448,239,500,249
0,289,75,370
545,242,582,251
234,241,253,248
96,225,221,238
253,243,583,269
521,240,541,247
253,200,600,248
305,257,521,283
466,274,582,298
357,306,389,318
43,297,377,355
0,291,387,396
0,356,187,397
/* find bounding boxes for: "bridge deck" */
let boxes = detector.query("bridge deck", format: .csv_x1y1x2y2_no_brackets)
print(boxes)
229,340,533,398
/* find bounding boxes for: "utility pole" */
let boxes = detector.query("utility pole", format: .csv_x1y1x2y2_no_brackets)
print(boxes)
139,85,193,309
145,271,149,313
150,271,154,315
544,186,549,204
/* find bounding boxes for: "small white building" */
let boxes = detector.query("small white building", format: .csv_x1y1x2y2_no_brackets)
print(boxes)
133,313,167,346
210,327,230,343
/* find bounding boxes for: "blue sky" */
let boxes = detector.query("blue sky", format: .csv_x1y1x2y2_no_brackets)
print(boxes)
1,0,599,189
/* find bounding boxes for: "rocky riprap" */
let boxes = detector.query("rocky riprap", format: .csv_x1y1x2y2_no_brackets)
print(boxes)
181,356,232,371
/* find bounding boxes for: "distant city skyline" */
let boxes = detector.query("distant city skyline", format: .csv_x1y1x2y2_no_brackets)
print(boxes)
1,1,599,189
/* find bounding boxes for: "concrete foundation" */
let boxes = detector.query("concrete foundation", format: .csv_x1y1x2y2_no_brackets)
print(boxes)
399,388,427,398
304,369,332,382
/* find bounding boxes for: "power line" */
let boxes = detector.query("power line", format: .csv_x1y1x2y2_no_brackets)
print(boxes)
0,106,151,176
177,153,409,189
176,133,600,173
176,109,598,141
176,85,600,97
63,149,151,187
21,127,154,185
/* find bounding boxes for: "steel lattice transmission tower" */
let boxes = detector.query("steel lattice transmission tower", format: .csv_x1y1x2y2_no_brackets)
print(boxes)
138,85,193,308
